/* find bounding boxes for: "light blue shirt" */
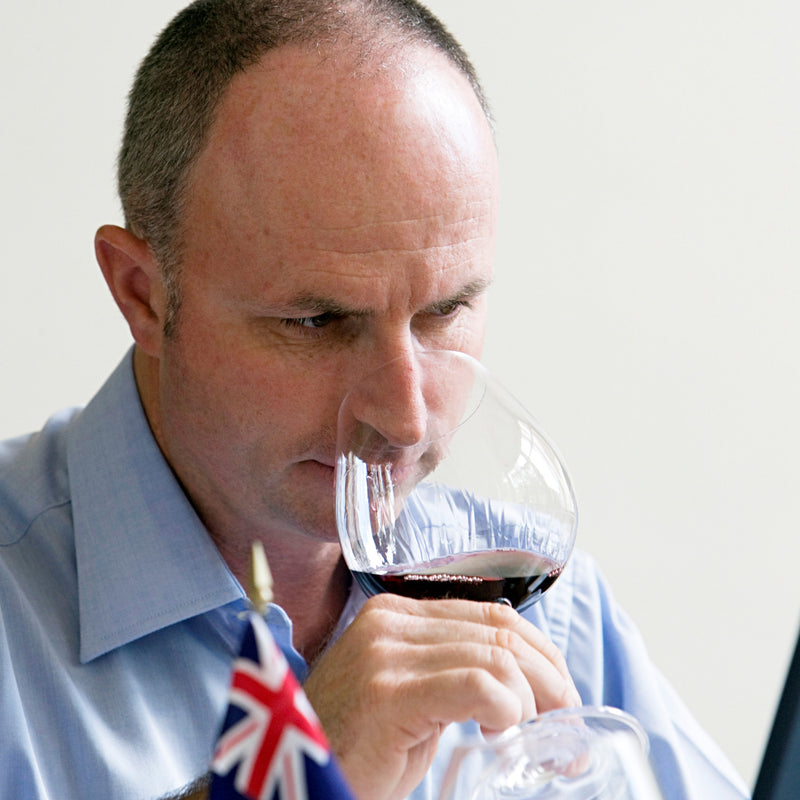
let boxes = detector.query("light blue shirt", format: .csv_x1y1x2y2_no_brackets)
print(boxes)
0,351,749,799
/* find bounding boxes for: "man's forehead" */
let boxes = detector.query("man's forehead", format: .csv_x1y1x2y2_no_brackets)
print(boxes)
180,37,499,298
304,200,498,252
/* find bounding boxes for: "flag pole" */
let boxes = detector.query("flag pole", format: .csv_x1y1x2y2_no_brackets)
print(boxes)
248,540,274,614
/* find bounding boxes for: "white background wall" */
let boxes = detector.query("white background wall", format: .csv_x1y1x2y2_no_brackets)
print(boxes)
1,1,798,788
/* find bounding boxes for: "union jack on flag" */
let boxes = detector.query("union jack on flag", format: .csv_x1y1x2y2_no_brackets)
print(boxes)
210,612,356,800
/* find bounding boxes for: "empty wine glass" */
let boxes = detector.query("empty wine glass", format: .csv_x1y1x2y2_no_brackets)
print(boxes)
335,349,577,610
438,706,665,800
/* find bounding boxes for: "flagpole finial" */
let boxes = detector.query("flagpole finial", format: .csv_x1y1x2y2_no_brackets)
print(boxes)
249,540,273,615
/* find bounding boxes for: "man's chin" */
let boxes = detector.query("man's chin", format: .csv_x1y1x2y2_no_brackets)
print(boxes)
261,507,340,545
266,469,339,543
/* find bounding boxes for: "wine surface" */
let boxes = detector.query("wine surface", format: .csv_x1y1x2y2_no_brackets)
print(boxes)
353,549,563,609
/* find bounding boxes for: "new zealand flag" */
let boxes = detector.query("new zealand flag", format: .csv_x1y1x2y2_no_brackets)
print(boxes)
210,612,356,800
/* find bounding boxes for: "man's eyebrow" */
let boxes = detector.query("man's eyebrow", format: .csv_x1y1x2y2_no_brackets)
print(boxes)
457,277,493,298
279,293,370,317
256,277,492,316
427,277,493,308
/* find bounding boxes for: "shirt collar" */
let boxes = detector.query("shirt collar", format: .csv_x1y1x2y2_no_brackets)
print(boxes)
67,349,244,663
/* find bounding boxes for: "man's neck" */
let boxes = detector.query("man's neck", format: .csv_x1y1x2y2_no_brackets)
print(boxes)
272,547,351,666
219,533,350,666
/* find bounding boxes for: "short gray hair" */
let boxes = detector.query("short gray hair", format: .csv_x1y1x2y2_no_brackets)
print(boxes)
118,0,491,334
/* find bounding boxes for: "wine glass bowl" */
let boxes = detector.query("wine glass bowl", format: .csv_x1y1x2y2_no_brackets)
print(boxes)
335,349,577,611
438,706,665,800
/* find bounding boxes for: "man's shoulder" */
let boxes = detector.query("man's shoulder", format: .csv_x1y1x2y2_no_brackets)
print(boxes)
0,407,81,546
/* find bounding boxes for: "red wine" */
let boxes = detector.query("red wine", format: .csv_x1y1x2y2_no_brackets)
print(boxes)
352,549,563,609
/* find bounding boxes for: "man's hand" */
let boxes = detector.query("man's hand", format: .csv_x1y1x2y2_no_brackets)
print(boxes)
302,594,580,800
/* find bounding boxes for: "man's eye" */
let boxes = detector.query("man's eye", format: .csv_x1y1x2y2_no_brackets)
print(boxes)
282,313,338,330
432,299,469,317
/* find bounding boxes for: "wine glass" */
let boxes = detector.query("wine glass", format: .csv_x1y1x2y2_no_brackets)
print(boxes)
335,349,577,610
438,706,665,800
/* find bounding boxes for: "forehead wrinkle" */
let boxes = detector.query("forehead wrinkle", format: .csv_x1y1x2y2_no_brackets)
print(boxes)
313,237,491,257
306,200,497,231
294,249,489,282
298,210,496,257
259,213,494,278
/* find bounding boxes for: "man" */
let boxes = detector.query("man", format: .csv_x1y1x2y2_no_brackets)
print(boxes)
0,2,748,799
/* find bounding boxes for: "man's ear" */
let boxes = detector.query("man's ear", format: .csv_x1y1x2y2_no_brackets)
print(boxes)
95,225,167,356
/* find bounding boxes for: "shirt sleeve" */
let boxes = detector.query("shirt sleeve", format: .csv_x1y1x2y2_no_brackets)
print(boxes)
527,549,751,800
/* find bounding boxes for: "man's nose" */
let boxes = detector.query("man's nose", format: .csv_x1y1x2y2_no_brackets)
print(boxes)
345,348,430,452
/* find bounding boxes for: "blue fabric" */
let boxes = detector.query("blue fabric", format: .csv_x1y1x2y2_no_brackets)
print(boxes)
0,350,749,799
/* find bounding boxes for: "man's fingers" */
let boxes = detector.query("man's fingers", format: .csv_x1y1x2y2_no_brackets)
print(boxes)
359,593,580,712
366,594,567,668
392,664,537,736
